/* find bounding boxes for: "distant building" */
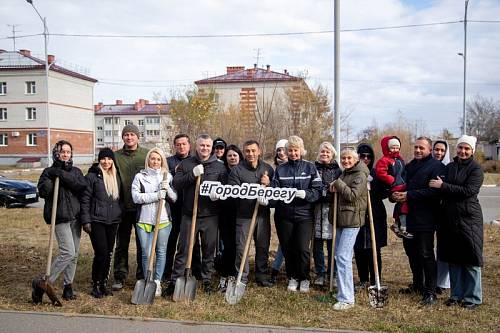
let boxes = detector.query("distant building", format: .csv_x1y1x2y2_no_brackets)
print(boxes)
94,99,173,155
0,49,97,165
195,64,309,138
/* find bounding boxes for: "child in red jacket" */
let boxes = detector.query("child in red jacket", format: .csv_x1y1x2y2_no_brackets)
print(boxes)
374,136,412,239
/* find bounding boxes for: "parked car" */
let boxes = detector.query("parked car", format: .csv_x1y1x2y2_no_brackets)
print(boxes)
0,175,39,208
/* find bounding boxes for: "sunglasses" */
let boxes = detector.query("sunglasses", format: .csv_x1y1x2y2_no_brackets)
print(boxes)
360,153,372,159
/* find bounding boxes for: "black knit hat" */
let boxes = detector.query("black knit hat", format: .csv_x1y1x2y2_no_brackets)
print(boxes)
122,124,140,137
98,147,115,163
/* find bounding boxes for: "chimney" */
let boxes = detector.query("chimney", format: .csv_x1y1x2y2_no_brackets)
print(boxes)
284,69,288,75
226,66,245,75
94,102,104,112
144,99,149,105
266,64,270,72
254,63,257,69
139,98,145,107
19,49,31,57
47,55,55,64
134,101,140,111
116,100,123,105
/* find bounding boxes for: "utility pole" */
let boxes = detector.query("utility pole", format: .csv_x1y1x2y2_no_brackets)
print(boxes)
7,24,20,51
462,0,469,135
333,0,340,163
254,48,262,67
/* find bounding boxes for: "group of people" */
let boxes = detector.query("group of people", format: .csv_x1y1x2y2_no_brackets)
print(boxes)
31,122,484,311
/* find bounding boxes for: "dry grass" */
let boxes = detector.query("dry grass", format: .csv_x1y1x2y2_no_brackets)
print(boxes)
0,207,499,332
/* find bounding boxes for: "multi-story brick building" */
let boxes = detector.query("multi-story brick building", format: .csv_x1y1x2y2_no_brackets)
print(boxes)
94,99,173,155
0,49,97,165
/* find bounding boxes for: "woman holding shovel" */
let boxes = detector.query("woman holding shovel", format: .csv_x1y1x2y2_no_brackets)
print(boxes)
33,140,87,303
132,147,177,297
329,148,369,311
80,148,122,298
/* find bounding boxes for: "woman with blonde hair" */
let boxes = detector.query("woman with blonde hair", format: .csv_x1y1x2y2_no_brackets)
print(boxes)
131,147,177,297
81,148,122,298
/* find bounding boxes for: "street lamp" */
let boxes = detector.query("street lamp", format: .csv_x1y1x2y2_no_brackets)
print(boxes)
461,0,470,135
26,0,52,166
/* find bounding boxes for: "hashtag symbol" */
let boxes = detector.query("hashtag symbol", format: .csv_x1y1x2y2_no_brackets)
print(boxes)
200,182,210,195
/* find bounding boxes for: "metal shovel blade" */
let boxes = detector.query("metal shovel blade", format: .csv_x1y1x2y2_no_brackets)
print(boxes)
38,277,62,307
225,277,246,305
368,285,389,308
172,276,197,302
131,279,156,305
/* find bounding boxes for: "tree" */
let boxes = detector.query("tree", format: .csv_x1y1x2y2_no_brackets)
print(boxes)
463,95,500,142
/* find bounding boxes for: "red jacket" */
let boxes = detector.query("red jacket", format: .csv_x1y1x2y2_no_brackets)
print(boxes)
374,136,404,186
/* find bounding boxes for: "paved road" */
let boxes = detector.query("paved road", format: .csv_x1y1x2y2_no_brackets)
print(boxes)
0,310,367,333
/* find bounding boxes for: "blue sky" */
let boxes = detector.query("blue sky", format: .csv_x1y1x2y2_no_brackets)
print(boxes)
1,0,499,140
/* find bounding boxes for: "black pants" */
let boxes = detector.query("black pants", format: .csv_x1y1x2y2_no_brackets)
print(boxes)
90,222,118,282
171,215,218,283
217,215,237,278
275,218,312,281
403,231,437,295
235,215,271,283
354,247,382,285
113,211,143,282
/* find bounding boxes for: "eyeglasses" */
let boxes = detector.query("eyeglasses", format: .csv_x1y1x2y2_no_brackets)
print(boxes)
360,153,372,159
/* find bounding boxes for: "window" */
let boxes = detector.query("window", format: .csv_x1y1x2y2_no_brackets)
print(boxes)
0,82,6,95
138,119,144,126
97,138,103,143
97,126,103,130
146,130,160,136
146,117,160,124
113,130,119,137
0,134,7,146
25,81,36,94
104,117,112,125
124,120,133,125
114,117,119,124
104,130,112,137
0,108,6,121
26,107,36,120
27,133,37,146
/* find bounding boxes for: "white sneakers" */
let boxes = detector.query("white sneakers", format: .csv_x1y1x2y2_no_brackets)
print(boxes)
287,278,299,291
287,279,310,292
155,279,162,297
333,301,354,311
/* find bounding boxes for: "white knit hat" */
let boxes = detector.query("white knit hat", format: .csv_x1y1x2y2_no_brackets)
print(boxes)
456,135,477,153
275,139,288,151
387,138,401,148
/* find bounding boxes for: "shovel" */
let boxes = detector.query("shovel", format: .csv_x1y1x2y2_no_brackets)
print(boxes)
32,176,62,307
367,190,389,308
225,201,260,305
131,172,168,305
173,176,201,302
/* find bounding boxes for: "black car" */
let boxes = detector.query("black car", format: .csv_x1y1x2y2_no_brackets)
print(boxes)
0,175,39,208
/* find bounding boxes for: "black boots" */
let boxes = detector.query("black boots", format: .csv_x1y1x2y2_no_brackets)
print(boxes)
91,281,103,298
99,280,113,297
62,284,77,301
31,278,45,304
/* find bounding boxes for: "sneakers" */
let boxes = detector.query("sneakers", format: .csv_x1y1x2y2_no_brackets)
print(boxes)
162,281,175,298
111,280,123,291
314,276,325,286
218,277,227,293
401,230,414,239
299,280,310,293
390,223,403,238
333,301,354,311
420,293,437,306
91,281,103,299
445,298,461,306
287,278,298,292
62,284,77,301
155,279,162,297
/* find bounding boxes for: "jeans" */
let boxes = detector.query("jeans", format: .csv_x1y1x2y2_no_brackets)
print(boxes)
136,223,172,281
113,211,143,282
271,245,284,271
89,222,118,283
403,231,437,295
313,238,332,277
449,264,482,304
49,220,81,286
335,227,360,304
235,215,271,283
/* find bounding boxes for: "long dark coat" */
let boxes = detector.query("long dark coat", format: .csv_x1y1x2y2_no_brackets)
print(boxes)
438,156,484,267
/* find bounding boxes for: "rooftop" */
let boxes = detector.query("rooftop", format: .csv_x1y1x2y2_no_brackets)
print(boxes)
94,99,170,115
0,49,98,83
195,65,300,85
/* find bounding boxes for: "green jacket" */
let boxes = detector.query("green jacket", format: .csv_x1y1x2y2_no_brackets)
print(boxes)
330,161,369,228
115,145,149,212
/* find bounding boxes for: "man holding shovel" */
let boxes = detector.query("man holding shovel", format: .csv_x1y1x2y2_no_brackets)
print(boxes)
167,134,228,297
228,139,275,288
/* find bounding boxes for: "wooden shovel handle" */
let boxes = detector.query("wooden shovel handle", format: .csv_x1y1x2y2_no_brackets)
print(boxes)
186,176,201,270
329,191,337,293
46,177,60,277
235,200,260,285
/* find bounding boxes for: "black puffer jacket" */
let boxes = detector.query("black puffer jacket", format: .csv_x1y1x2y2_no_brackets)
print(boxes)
272,159,322,222
437,156,484,266
80,163,122,225
173,153,228,218
228,159,275,219
38,164,87,225
405,154,445,233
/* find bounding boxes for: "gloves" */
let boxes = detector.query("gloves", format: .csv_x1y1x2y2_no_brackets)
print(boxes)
295,190,306,199
367,175,373,182
157,189,167,200
209,191,220,201
47,167,63,179
160,180,170,191
257,196,268,206
193,164,204,177
82,223,92,234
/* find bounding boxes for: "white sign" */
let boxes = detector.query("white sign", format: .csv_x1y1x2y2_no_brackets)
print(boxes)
199,181,297,203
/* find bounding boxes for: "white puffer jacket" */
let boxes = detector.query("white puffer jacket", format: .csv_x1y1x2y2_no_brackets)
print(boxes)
131,168,177,225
